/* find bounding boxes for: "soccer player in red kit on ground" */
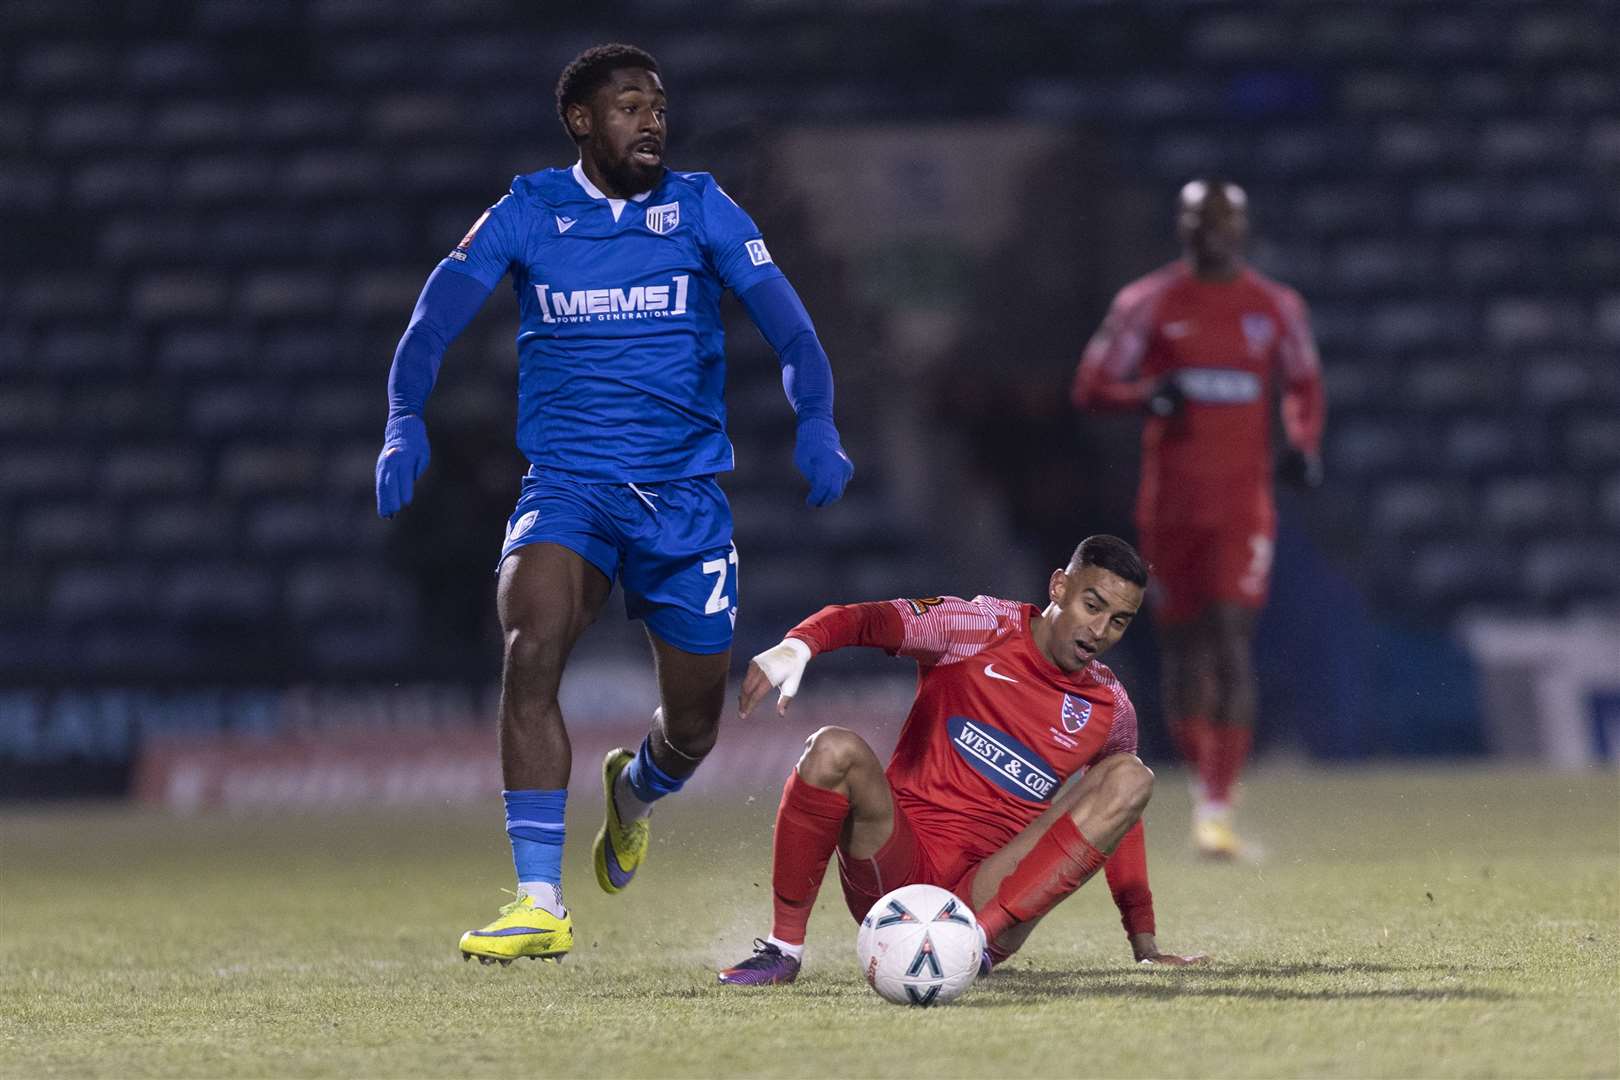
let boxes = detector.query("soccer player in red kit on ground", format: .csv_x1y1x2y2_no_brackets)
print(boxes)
1070,180,1325,859
717,536,1206,985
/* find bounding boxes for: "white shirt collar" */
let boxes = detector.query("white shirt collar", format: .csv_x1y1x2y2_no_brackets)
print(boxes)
572,160,653,222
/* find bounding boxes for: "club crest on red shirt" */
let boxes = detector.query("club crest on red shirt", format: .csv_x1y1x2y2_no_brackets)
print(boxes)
1241,312,1275,356
1061,693,1092,734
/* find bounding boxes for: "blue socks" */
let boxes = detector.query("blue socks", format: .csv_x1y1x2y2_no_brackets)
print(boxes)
623,735,686,805
504,788,566,914
503,742,683,911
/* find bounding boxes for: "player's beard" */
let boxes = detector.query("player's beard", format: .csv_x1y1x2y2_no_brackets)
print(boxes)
603,152,664,198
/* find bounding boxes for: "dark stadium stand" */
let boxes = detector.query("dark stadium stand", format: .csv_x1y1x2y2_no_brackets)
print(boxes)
0,0,1614,686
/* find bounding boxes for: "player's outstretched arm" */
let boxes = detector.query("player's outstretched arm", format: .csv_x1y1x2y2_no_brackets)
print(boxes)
738,637,813,719
739,600,918,718
1130,933,1209,966
374,266,493,518
737,277,853,507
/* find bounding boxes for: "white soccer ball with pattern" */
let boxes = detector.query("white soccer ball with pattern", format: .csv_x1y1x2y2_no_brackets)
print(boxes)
855,884,983,1007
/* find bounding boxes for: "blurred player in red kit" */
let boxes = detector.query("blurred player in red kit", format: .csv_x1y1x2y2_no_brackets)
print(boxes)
716,536,1205,985
1071,179,1325,858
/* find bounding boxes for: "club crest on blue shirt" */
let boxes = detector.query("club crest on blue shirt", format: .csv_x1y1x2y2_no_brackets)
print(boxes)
1060,693,1092,734
645,202,680,235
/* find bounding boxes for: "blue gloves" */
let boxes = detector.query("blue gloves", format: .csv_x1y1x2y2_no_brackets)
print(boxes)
793,416,854,507
734,277,852,507
375,414,431,518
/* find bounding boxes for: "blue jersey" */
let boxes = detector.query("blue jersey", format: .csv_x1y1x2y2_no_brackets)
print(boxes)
440,162,785,482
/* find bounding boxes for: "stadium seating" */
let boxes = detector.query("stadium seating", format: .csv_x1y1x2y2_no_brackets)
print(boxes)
0,0,1612,682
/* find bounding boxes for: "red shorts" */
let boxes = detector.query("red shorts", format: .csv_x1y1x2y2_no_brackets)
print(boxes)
1138,523,1276,625
835,795,986,923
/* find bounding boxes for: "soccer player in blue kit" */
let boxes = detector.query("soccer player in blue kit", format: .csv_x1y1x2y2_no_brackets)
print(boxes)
373,44,855,965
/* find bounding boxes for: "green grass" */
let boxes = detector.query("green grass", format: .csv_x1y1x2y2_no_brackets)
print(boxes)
2,765,1616,1079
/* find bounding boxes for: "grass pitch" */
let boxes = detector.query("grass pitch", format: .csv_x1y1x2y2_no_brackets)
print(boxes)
2,764,1616,1079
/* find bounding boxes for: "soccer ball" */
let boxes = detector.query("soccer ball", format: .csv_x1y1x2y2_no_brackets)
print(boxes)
855,883,983,1007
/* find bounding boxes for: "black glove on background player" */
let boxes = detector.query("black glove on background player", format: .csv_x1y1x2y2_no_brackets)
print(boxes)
1145,377,1186,419
1278,446,1324,490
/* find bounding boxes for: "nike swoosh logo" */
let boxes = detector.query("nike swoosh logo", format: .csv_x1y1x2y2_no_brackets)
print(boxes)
983,664,1019,684
556,215,576,233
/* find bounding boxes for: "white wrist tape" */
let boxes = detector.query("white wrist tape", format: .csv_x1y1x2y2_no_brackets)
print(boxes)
751,637,812,700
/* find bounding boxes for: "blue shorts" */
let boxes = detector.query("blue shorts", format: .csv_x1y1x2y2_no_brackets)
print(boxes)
500,469,738,654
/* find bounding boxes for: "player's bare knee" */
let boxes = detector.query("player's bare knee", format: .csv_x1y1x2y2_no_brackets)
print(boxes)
1084,753,1152,822
658,706,720,761
501,625,567,698
1112,755,1155,817
797,726,867,787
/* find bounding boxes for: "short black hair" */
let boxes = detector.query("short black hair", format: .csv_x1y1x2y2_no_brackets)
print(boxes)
1067,534,1149,588
555,43,660,143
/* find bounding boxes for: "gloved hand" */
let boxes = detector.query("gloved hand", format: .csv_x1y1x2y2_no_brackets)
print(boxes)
793,416,854,507
1145,376,1186,419
1277,446,1324,490
375,413,431,518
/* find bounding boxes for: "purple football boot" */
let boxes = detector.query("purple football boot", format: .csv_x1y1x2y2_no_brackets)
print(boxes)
718,939,801,986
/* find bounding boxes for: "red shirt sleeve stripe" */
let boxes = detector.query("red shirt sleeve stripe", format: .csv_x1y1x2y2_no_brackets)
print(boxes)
787,595,1024,668
1095,665,1139,759
887,595,1024,667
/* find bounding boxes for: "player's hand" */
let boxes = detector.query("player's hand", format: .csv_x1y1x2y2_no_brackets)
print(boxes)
1137,950,1209,966
738,637,813,719
1145,377,1185,419
793,417,854,507
1130,932,1209,966
375,414,431,518
1277,446,1323,490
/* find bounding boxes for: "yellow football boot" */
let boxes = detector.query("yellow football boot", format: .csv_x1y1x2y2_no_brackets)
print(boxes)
1193,812,1243,860
592,747,650,894
459,893,573,965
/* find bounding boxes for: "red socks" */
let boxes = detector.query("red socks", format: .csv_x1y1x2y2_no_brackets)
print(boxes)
1201,725,1253,805
978,815,1106,942
1170,714,1211,770
769,771,850,946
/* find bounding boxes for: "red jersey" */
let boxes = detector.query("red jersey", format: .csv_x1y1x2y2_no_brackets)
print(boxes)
1072,261,1325,530
788,594,1154,936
